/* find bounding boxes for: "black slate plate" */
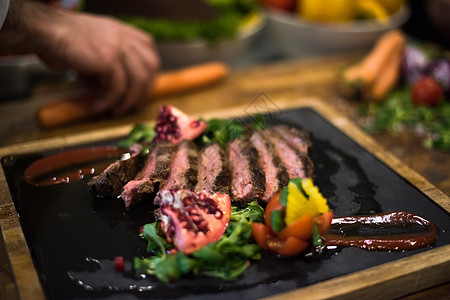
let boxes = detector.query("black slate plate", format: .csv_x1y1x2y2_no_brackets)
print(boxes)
2,107,450,300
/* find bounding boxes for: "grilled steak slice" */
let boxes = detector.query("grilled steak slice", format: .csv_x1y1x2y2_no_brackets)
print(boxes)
88,151,145,197
272,125,312,154
121,142,174,207
195,143,231,194
160,140,199,191
228,139,265,202
261,129,314,180
250,131,290,202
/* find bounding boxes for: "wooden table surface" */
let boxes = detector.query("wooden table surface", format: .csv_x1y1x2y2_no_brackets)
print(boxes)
0,53,448,299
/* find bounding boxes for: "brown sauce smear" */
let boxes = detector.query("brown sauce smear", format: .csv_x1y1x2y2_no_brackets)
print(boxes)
323,211,438,251
24,146,128,186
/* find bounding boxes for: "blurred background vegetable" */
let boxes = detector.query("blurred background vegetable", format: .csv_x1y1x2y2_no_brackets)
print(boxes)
261,0,406,23
121,0,260,42
361,87,450,151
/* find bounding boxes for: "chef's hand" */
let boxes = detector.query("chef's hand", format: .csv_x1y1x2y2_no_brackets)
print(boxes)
0,0,160,116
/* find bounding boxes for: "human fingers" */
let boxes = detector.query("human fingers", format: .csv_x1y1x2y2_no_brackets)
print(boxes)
92,62,127,114
120,22,157,48
113,41,160,115
112,46,149,116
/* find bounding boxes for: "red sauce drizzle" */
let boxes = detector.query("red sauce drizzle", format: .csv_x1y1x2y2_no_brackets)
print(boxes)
323,211,438,251
24,146,128,186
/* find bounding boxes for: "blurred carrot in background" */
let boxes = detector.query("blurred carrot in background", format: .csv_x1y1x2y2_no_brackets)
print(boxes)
338,29,406,102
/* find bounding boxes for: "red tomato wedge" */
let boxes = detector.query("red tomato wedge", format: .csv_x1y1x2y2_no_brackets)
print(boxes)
267,236,309,257
264,193,285,235
251,222,269,251
314,211,333,235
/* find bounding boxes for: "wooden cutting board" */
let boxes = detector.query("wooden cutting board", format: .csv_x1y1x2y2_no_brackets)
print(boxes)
0,98,449,300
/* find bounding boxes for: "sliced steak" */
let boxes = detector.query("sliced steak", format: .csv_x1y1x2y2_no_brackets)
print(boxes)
160,140,199,191
228,139,265,202
195,143,231,194
261,128,314,180
88,151,145,197
250,131,290,202
272,125,312,154
121,142,174,207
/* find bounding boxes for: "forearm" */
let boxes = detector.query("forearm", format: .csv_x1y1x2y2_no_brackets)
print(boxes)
0,0,10,30
0,0,62,54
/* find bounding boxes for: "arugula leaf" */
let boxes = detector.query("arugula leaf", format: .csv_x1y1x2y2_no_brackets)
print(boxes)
141,223,169,256
270,209,285,233
153,254,186,283
279,186,288,207
195,118,246,148
195,114,268,148
134,256,163,277
231,200,264,223
250,113,268,131
118,123,155,150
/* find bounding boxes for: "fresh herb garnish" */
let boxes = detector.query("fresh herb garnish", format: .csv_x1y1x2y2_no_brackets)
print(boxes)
195,114,268,148
270,209,285,233
312,223,323,247
134,201,264,283
118,123,155,150
360,87,450,151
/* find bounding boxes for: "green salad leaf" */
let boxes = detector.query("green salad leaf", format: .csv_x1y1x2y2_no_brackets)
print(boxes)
195,114,268,148
118,123,155,150
134,201,264,283
360,87,450,152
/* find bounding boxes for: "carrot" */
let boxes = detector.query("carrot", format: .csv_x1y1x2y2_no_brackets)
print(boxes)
149,62,230,97
37,92,99,128
37,62,230,128
339,30,406,100
365,40,404,101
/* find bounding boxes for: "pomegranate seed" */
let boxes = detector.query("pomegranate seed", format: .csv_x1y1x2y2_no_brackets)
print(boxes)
114,256,125,272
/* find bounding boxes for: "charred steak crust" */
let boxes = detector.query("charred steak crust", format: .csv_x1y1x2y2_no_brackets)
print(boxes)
195,144,231,194
88,152,145,197
250,131,290,201
228,139,266,202
120,142,174,207
150,142,174,183
212,149,231,194
162,140,199,191
246,144,266,200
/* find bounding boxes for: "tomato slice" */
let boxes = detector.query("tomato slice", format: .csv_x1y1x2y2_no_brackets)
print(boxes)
264,192,285,235
277,213,313,241
314,211,333,235
251,222,269,251
267,236,309,257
